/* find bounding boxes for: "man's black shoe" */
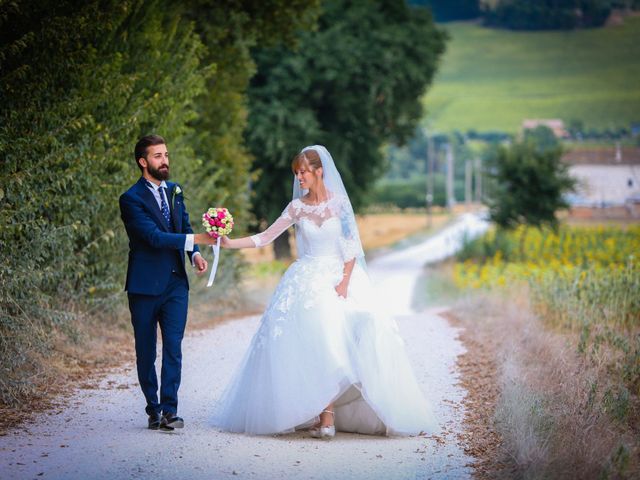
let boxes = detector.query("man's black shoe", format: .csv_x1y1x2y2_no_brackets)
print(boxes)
148,412,161,430
160,412,184,431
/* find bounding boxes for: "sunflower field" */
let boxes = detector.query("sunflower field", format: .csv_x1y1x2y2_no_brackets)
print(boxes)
454,225,640,420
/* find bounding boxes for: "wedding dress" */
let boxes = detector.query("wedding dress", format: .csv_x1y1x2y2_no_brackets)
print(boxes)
211,146,437,436
211,196,438,436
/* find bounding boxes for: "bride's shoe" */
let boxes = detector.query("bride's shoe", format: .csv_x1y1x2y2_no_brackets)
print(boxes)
309,410,335,439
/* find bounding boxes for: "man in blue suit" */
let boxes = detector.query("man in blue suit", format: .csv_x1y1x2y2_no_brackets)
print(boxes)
120,135,216,431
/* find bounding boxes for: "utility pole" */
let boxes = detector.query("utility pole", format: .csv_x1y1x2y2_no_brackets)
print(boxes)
465,159,472,210
445,143,455,211
474,157,482,203
426,131,434,227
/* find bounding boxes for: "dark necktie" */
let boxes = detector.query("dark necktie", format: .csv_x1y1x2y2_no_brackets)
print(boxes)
145,180,172,226
158,186,172,226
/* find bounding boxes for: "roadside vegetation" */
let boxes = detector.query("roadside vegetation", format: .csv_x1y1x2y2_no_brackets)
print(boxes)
437,124,639,478
451,225,640,478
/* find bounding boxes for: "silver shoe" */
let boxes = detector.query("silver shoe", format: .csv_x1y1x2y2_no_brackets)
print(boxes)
309,410,335,439
309,425,335,439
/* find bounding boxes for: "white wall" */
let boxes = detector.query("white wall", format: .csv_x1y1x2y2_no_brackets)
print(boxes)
569,165,640,205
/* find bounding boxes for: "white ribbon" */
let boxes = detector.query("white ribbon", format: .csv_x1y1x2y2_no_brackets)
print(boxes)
206,236,221,287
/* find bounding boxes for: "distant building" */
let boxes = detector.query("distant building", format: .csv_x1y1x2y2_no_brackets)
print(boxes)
522,119,569,138
562,145,640,216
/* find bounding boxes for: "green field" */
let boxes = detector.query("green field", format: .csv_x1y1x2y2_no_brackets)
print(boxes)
423,17,640,133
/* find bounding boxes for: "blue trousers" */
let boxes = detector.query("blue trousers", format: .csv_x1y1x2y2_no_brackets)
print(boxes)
128,272,188,415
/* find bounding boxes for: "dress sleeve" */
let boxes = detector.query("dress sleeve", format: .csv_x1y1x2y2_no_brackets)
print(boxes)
337,196,363,263
250,203,295,247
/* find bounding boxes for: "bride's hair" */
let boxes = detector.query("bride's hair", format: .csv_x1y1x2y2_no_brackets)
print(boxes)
291,149,322,173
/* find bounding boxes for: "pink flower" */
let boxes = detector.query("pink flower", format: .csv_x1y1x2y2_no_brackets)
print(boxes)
202,207,233,240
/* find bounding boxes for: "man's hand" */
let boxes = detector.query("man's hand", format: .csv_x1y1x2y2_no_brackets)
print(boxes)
193,254,208,275
194,233,218,245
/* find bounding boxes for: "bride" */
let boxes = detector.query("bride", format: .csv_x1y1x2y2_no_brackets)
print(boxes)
212,145,437,438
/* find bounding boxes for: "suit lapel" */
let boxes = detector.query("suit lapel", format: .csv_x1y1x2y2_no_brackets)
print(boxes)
135,178,170,231
167,182,182,232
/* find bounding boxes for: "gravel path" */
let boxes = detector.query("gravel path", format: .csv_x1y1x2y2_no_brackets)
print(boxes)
0,213,488,480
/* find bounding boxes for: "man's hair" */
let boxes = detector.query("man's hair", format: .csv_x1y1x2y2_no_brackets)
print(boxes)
134,134,166,171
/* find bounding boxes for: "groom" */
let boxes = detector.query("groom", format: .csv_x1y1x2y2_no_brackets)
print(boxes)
120,134,216,431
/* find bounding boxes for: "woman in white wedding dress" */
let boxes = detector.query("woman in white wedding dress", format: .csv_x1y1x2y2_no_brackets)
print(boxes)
212,145,437,438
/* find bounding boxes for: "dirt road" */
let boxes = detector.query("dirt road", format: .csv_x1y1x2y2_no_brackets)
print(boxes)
0,213,488,480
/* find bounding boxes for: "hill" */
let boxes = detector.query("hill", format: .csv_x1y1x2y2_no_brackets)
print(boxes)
422,16,640,134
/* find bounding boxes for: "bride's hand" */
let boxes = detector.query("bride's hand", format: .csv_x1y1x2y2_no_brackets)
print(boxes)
335,279,348,299
220,235,242,249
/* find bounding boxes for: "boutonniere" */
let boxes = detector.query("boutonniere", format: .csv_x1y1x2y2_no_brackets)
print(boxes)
172,185,182,206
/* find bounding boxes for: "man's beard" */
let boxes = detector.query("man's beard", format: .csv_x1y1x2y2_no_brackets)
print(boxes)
148,164,170,181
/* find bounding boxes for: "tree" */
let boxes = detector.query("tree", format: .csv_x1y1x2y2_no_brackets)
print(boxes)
486,139,576,256
523,125,561,151
182,0,321,239
0,0,212,404
247,0,447,257
408,0,480,22
0,0,320,406
483,0,612,30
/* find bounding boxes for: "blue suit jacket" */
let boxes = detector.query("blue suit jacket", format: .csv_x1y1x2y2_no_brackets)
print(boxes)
119,177,200,296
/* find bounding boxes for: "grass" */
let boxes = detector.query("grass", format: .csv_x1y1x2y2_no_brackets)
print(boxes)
423,17,640,133
0,301,135,432
447,224,640,477
413,265,465,310
453,225,639,394
452,293,639,479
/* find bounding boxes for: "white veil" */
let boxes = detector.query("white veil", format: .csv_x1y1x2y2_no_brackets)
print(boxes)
292,145,366,267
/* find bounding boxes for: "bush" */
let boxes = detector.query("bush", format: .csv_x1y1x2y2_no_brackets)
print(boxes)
370,176,448,208
0,0,212,405
409,0,480,21
483,0,612,30
0,0,318,407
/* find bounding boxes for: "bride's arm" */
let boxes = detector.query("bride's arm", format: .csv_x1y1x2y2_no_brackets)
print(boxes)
335,258,355,298
221,207,294,250
335,196,362,298
220,235,256,249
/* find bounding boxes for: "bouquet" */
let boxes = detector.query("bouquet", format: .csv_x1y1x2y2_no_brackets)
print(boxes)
202,207,234,239
201,207,234,287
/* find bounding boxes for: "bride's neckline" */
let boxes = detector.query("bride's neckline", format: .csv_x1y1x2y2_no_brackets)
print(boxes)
300,199,327,206
298,194,334,207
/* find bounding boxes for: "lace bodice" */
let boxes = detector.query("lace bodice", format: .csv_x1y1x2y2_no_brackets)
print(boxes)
250,196,361,262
